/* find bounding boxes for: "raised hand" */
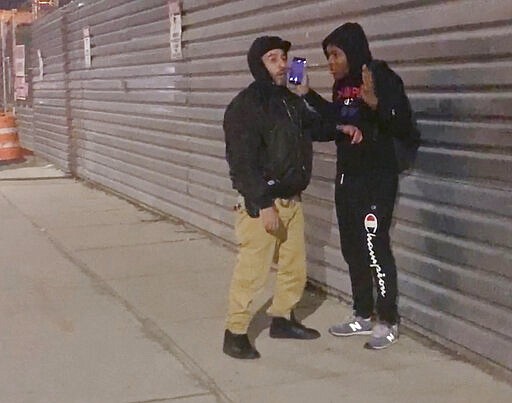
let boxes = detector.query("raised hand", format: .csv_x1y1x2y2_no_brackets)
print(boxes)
361,64,378,110
289,65,309,96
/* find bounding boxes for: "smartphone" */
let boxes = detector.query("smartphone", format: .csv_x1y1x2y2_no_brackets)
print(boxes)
288,57,307,85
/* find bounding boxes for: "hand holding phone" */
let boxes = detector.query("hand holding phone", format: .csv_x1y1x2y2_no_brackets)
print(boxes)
288,57,307,85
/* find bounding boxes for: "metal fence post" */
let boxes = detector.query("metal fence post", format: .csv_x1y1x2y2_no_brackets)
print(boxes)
1,20,7,114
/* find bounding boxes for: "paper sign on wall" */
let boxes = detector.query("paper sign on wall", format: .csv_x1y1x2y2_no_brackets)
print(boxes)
14,45,25,77
37,49,44,81
169,1,182,60
15,76,28,100
83,27,91,68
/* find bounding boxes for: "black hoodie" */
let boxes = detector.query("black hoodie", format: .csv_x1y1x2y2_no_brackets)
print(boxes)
247,36,291,84
306,22,415,175
224,36,337,213
322,22,372,84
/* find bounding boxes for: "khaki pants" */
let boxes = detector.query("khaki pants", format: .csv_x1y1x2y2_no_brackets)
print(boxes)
226,199,307,334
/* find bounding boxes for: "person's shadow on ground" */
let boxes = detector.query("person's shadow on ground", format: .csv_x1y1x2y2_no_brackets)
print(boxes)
247,282,327,343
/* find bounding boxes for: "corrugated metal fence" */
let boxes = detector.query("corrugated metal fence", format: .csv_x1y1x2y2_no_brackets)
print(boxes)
17,0,512,372
30,10,70,171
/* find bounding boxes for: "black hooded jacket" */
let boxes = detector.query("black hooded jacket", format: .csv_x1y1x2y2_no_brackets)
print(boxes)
224,36,337,211
305,22,415,175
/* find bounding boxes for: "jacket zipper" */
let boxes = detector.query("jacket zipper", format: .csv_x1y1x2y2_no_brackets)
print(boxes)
282,99,293,122
282,99,306,173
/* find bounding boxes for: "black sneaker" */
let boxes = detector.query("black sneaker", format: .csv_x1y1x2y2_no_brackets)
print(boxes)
223,330,260,359
269,317,321,340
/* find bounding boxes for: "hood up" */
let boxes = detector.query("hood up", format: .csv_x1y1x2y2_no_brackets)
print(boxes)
322,22,372,82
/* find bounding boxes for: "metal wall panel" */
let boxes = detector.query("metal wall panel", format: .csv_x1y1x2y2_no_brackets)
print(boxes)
14,24,34,151
30,10,70,171
25,0,512,372
15,105,34,151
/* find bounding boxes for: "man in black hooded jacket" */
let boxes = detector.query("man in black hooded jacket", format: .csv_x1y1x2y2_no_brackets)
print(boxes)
223,35,362,359
300,22,418,349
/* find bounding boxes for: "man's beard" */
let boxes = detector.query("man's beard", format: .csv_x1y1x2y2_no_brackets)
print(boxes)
273,74,287,86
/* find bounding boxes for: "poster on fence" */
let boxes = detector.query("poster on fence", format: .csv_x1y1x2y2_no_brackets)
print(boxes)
15,76,28,100
169,1,182,60
37,49,44,81
83,27,92,68
14,45,26,77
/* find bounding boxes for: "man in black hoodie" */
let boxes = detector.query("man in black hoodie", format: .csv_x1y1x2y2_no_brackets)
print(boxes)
223,35,362,359
301,23,417,349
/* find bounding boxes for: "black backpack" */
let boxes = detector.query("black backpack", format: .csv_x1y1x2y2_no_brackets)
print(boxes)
393,108,421,173
370,60,421,173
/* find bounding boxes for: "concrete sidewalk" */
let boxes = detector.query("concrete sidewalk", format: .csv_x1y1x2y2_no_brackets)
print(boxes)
0,163,510,403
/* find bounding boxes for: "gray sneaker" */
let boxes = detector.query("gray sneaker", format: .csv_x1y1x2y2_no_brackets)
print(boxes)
328,315,373,337
364,322,398,350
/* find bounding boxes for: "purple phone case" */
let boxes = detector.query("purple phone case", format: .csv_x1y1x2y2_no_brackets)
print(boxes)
288,57,306,84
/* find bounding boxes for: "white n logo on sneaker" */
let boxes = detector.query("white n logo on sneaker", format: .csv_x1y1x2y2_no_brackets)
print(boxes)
349,322,362,332
386,333,395,343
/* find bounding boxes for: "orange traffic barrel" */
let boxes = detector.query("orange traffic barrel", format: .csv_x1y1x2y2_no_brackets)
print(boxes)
0,113,23,162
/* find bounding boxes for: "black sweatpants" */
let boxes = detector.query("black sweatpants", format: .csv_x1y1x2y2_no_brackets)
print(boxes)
335,171,399,325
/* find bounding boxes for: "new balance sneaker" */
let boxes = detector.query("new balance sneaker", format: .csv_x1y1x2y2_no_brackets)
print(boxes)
364,322,398,350
328,315,373,337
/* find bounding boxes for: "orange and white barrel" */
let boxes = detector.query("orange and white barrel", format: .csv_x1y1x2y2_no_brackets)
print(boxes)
0,114,23,161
